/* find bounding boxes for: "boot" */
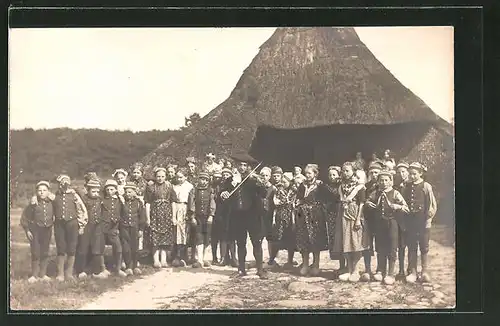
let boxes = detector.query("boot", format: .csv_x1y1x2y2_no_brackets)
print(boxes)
361,251,371,281
373,254,384,281
93,255,109,279
384,259,396,285
300,252,310,276
56,255,66,281
28,260,40,283
420,253,431,282
310,251,320,276
115,252,127,277
39,257,50,281
65,256,76,281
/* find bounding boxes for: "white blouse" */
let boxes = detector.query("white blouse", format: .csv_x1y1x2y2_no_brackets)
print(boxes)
173,181,193,203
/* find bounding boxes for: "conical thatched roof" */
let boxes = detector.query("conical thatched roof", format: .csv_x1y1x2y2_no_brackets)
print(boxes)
142,27,452,171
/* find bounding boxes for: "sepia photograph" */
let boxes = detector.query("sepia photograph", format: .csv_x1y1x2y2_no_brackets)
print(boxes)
9,26,455,311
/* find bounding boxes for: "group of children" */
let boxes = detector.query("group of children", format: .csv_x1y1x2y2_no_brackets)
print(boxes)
20,151,437,286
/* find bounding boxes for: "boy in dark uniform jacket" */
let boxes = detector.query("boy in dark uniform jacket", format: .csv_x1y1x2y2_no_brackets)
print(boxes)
120,182,147,276
76,179,109,279
362,161,383,281
395,161,410,277
192,172,216,268
102,179,127,277
366,169,409,285
20,181,55,283
402,162,437,283
52,175,88,281
220,152,268,279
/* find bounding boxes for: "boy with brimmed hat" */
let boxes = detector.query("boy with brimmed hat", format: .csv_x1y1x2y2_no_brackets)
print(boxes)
20,180,55,283
75,179,109,279
401,162,437,283
120,182,147,275
101,179,127,277
220,151,269,279
52,174,88,281
365,168,409,285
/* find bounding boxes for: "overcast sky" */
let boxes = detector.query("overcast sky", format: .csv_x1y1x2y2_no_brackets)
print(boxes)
9,27,454,131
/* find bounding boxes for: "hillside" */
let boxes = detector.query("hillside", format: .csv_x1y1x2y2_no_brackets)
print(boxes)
10,128,178,184
141,27,450,173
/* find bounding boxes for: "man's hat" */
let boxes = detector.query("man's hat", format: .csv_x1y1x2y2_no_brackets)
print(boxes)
230,151,258,164
104,179,118,189
409,162,427,172
198,172,210,180
36,181,50,189
271,166,283,175
86,179,101,189
368,161,383,172
123,182,137,190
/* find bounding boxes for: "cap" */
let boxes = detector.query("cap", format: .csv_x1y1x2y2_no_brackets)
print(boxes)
409,162,427,172
56,174,71,183
153,167,167,174
396,162,410,169
198,172,210,180
104,179,118,189
221,167,233,175
378,168,395,179
36,181,50,189
123,182,137,190
328,166,341,173
86,179,101,189
368,161,383,171
112,169,128,178
271,166,283,175
186,157,197,164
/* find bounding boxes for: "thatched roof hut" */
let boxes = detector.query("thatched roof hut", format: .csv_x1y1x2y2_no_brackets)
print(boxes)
141,27,454,223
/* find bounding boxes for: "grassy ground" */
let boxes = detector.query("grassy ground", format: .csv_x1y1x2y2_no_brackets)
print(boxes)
9,207,159,311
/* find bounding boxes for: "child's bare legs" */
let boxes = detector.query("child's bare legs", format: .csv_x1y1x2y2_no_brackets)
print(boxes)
160,246,169,268
419,228,431,282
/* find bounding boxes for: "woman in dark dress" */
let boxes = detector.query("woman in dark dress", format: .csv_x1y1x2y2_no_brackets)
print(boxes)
295,164,328,277
324,166,346,273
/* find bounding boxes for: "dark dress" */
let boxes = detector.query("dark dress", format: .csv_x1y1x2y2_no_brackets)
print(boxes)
272,185,297,250
324,181,342,259
295,180,328,252
144,181,175,247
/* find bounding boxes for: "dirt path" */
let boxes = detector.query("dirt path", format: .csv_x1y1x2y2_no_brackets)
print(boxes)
78,238,455,310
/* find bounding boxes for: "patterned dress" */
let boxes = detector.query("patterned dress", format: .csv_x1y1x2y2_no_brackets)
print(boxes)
272,185,297,250
295,180,328,252
144,181,175,247
332,179,370,253
324,181,341,259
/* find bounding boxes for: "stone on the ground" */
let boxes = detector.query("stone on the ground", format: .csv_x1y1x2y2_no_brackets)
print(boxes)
242,274,260,280
423,286,433,291
431,291,445,299
296,276,325,283
432,284,442,290
270,299,328,308
431,297,444,305
277,276,293,282
406,296,418,304
288,281,324,293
